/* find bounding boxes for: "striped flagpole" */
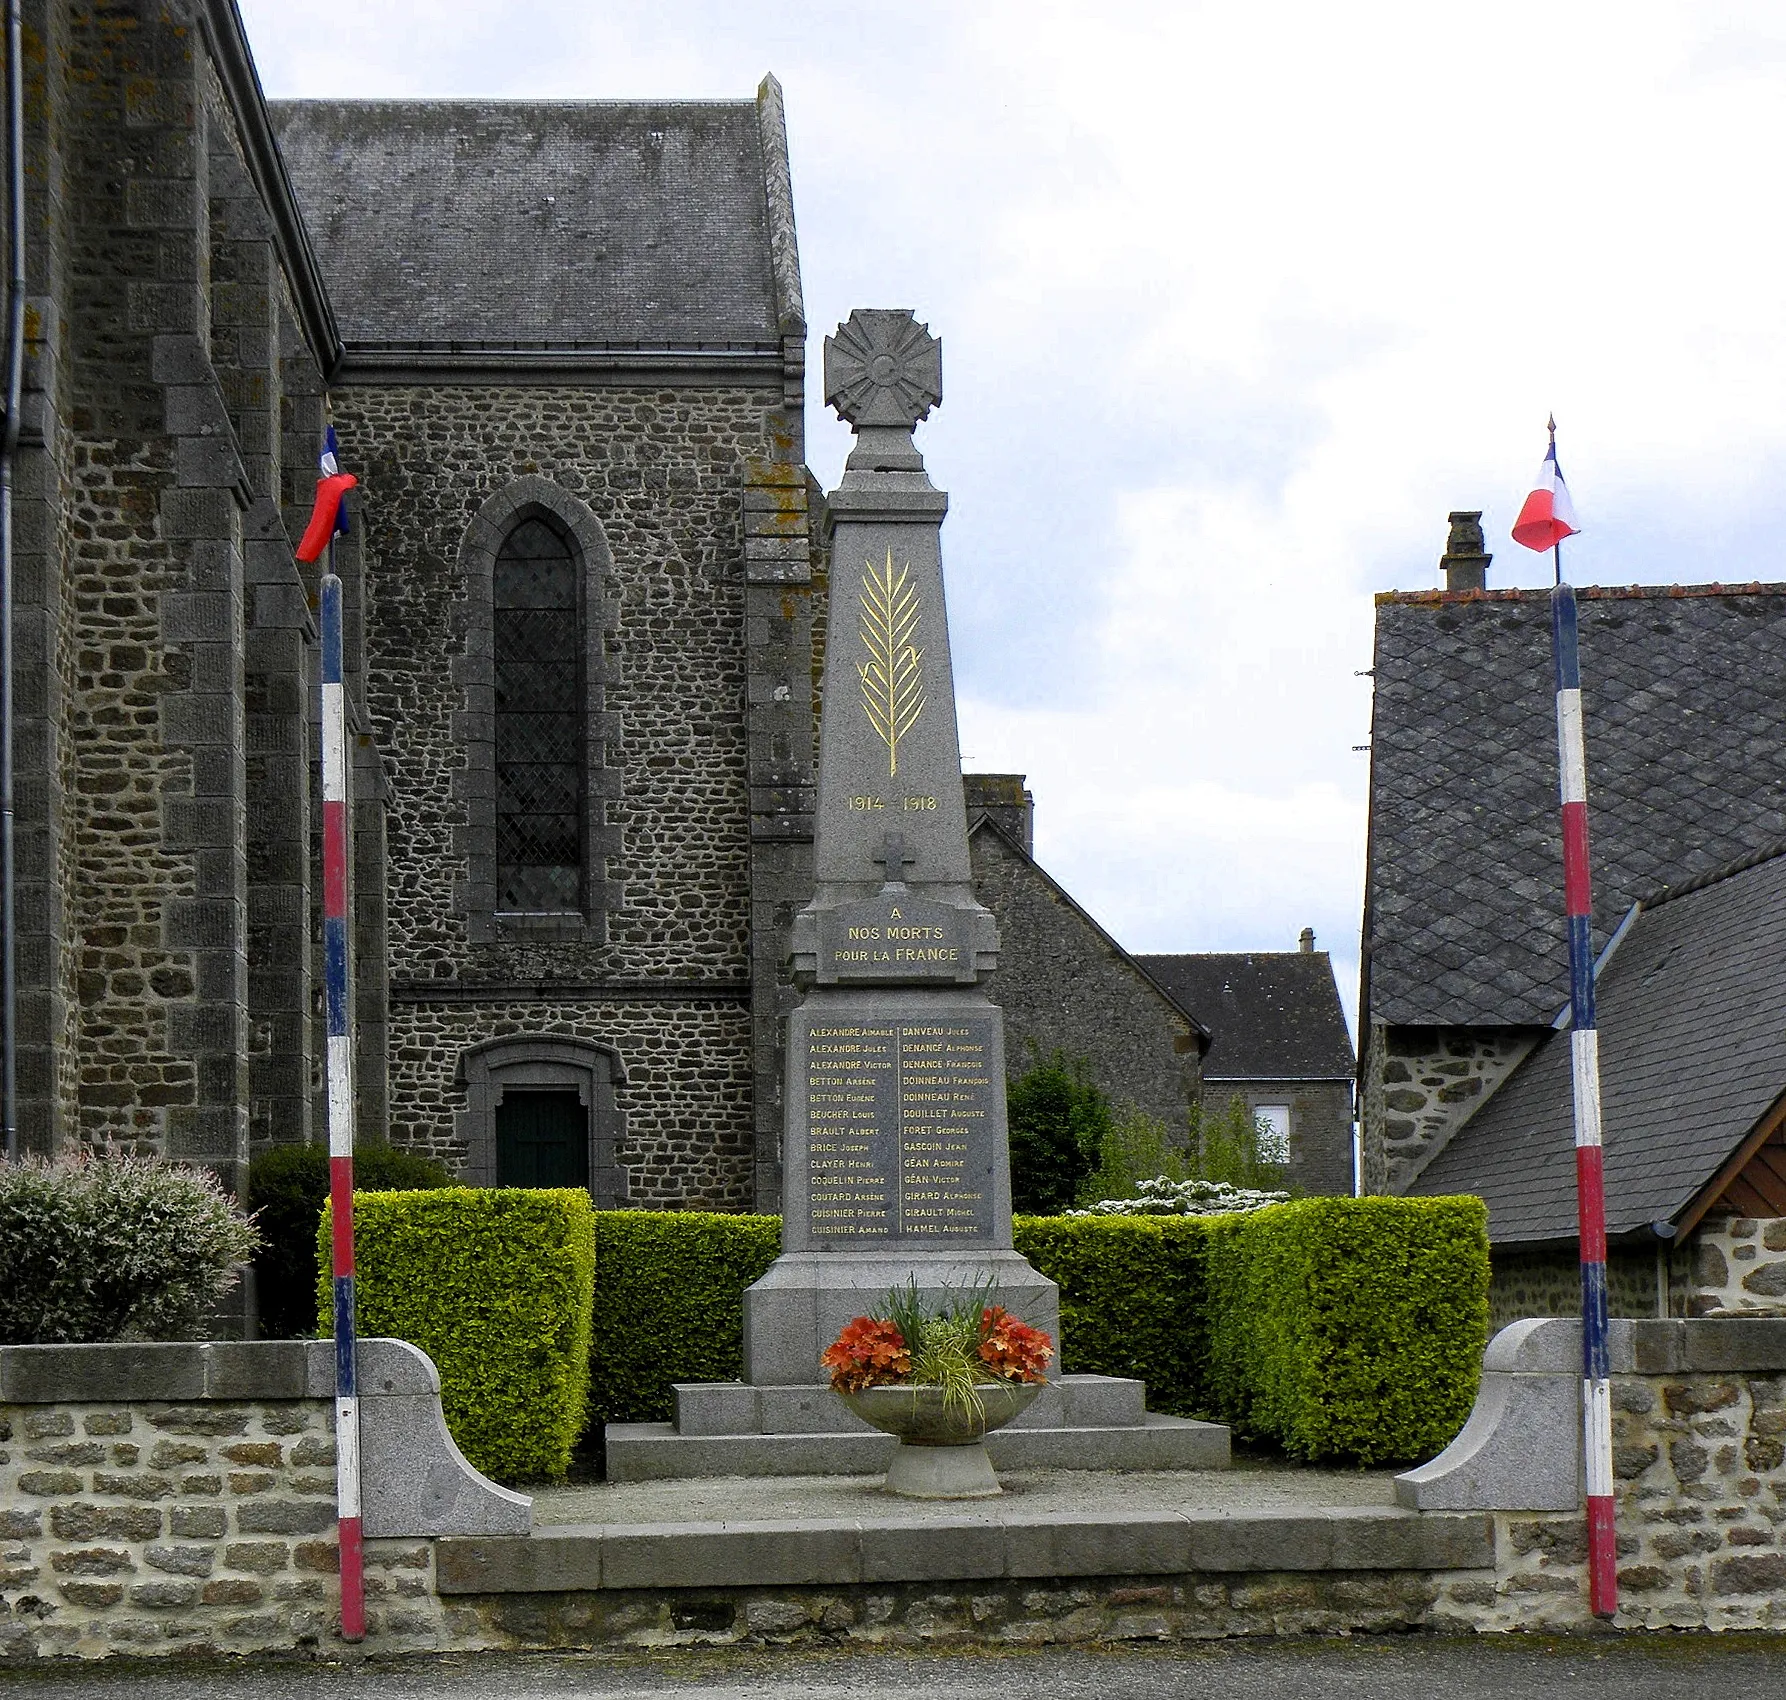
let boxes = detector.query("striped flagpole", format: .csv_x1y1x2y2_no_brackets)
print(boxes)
321,568,365,1642
1550,579,1617,1620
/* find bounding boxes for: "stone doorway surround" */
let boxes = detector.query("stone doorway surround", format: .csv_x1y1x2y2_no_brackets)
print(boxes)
456,1036,629,1206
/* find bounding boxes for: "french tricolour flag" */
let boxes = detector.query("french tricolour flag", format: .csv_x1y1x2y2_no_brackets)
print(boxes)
1512,434,1579,553
296,424,357,565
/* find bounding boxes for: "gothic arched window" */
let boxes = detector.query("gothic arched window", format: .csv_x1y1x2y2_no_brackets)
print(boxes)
494,516,583,912
458,476,614,943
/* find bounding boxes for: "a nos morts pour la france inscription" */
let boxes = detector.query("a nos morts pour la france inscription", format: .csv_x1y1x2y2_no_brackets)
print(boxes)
807,1017,996,1240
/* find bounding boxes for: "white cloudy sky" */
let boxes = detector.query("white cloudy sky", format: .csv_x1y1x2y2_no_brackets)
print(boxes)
240,0,1786,1034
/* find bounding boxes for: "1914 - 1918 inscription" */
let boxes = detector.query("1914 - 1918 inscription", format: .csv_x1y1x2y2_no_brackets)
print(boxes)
805,1018,996,1240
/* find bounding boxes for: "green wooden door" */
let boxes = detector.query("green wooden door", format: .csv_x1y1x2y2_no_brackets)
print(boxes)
494,1090,589,1188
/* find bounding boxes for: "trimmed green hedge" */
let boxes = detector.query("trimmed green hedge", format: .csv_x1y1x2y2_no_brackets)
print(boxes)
318,1188,595,1483
1204,1195,1489,1464
247,1143,450,1338
589,1211,782,1424
573,1201,1484,1464
1012,1214,1212,1416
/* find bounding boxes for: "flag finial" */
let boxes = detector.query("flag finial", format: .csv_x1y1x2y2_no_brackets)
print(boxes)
1547,413,1557,439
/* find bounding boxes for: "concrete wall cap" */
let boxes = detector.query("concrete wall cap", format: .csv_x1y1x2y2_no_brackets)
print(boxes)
1481,1314,1639,1374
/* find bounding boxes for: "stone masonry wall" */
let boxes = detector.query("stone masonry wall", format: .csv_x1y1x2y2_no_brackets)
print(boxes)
62,6,266,1182
1489,1245,1663,1332
1685,1218,1786,1317
0,1396,340,1659
1201,1079,1355,1199
1431,1367,1786,1630
339,381,785,1199
389,997,755,1208
969,822,1198,1130
0,1394,450,1660
338,381,780,988
1363,1022,1539,1194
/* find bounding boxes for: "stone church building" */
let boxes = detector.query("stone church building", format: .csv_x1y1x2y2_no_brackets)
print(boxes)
8,0,1350,1216
11,0,815,1212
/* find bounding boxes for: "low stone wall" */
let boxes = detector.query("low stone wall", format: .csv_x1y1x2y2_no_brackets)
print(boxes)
1400,1317,1786,1629
441,1572,1457,1647
12,1324,1786,1657
0,1340,523,1661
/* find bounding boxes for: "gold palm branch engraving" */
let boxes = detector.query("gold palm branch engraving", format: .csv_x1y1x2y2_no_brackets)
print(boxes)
857,549,926,777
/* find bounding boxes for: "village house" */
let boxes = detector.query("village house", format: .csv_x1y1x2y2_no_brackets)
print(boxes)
1358,513,1786,1312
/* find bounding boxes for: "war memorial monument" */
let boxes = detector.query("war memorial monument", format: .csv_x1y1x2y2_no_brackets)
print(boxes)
602,313,1226,1479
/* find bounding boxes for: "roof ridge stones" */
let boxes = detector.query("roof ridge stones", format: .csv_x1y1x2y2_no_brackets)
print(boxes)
1379,581,1786,608
1642,837,1786,911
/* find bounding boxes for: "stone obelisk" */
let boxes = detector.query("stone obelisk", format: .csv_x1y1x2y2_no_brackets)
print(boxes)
744,310,1059,1384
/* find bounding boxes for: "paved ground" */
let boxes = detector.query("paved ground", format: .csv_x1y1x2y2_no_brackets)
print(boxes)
531,1464,1400,1526
5,1639,1786,1698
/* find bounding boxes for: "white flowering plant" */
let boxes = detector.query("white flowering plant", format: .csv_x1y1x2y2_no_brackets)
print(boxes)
1067,1175,1287,1218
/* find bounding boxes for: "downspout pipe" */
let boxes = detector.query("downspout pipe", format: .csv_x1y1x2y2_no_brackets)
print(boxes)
1,0,25,1160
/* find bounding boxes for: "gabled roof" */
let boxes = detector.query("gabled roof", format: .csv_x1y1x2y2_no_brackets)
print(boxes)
1407,846,1786,1243
1136,953,1354,1082
269,94,797,357
966,815,1210,1053
1364,584,1786,1029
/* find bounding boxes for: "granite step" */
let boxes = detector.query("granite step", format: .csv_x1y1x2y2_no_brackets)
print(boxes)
603,1411,1230,1482
673,1373,1147,1437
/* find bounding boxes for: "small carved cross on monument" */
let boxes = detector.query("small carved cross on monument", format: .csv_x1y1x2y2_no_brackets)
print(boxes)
873,831,917,892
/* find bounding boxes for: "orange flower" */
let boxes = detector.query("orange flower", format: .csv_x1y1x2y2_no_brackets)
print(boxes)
821,1315,912,1393
977,1304,1054,1384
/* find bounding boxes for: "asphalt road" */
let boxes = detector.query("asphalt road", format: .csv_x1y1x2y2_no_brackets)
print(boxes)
5,1638,1786,1699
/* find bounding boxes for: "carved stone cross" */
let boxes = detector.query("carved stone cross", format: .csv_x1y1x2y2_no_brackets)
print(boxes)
872,831,917,891
824,309,943,474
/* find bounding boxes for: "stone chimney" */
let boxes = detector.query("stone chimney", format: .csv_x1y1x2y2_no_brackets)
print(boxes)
1299,927,1315,954
963,773,1035,855
1440,511,1490,592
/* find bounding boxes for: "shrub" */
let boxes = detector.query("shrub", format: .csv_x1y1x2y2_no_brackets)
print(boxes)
318,1188,595,1483
1080,1102,1189,1203
1013,1213,1214,1416
589,1211,782,1424
247,1143,450,1338
1189,1094,1291,1192
0,1155,257,1344
1007,1049,1111,1214
1203,1195,1489,1465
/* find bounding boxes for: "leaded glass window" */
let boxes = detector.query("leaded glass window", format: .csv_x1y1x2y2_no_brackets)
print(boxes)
494,517,582,911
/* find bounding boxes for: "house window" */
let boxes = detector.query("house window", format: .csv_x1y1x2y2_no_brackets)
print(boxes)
1255,1104,1291,1166
495,517,582,913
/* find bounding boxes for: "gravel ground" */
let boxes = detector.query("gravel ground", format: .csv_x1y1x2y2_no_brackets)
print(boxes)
3,1636,1784,1699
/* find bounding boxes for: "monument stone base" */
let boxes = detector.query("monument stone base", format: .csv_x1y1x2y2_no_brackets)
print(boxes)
742,1249,1059,1386
603,1372,1231,1481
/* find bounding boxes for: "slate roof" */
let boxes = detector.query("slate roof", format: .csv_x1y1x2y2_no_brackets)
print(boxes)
1135,953,1354,1082
268,100,782,349
1364,585,1786,1029
1406,846,1786,1243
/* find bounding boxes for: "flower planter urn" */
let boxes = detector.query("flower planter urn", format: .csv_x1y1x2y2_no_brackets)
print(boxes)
837,1381,1043,1498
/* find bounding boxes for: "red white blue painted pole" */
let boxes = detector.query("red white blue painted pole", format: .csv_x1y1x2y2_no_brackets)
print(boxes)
1551,576,1617,1619
321,566,365,1641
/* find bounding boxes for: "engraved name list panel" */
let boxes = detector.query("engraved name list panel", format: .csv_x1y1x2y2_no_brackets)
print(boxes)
805,1018,997,1241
